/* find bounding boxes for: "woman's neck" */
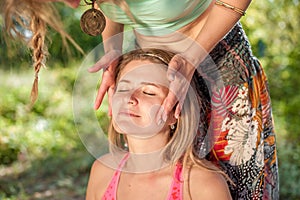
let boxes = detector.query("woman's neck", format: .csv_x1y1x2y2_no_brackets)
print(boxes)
120,129,170,173
126,129,170,154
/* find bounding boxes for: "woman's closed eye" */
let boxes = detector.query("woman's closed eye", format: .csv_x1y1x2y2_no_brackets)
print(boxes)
143,91,156,96
117,89,130,92
142,85,158,96
115,82,131,93
115,81,164,96
116,88,155,95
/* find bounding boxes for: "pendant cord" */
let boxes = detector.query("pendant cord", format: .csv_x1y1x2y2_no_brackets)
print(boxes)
84,0,95,7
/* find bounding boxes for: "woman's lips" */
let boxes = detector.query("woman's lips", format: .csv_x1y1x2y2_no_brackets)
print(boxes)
119,111,140,117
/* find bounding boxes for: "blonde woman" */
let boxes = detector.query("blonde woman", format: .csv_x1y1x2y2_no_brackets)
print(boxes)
86,48,232,200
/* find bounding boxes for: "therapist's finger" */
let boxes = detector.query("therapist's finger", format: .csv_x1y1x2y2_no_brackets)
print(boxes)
107,85,115,116
157,91,178,124
94,70,115,110
167,54,185,81
88,50,120,73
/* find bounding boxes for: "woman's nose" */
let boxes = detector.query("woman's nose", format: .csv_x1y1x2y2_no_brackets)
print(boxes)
128,90,139,105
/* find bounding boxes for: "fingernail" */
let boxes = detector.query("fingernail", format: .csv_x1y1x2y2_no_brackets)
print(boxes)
94,104,99,110
168,74,175,81
162,112,167,122
157,119,163,125
175,113,179,119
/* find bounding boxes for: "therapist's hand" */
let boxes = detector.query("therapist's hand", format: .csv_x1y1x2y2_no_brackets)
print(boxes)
157,54,197,123
88,50,121,114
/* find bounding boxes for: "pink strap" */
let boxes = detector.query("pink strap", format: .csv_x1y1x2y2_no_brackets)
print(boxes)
167,163,183,200
102,155,183,200
102,153,130,200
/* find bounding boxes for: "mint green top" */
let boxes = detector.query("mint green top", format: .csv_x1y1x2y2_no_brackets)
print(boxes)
99,0,212,36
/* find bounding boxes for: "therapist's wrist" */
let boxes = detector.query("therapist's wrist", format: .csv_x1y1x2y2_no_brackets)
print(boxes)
181,42,208,68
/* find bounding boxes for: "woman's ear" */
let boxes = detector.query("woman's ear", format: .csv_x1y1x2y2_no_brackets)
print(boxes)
167,111,177,126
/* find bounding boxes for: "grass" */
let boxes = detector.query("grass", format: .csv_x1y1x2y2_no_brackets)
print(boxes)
0,63,108,199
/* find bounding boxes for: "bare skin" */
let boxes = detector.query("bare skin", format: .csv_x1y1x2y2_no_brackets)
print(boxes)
86,159,232,200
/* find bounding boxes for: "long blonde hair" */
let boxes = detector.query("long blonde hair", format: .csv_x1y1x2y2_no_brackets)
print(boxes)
0,0,83,105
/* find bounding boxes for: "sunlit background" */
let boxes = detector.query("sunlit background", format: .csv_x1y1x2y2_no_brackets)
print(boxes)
0,1,299,199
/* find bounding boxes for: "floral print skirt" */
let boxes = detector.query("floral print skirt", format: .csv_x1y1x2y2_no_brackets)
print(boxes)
193,22,279,200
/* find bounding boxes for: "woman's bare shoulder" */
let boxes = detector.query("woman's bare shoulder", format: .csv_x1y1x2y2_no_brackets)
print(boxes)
90,153,119,179
86,154,117,200
186,161,232,200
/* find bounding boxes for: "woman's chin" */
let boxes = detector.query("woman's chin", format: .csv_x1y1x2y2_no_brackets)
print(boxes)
115,124,164,139
118,129,160,139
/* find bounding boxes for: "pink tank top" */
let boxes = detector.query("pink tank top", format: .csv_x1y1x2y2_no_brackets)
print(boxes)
102,154,183,200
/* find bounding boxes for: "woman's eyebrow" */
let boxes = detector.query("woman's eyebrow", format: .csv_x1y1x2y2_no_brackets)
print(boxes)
118,80,163,88
140,82,161,88
119,79,131,84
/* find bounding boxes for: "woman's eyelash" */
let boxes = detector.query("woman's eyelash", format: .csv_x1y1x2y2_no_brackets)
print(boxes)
117,89,129,92
143,91,155,96
116,85,157,96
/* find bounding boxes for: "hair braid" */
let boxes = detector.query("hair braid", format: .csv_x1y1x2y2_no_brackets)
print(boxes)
30,15,47,105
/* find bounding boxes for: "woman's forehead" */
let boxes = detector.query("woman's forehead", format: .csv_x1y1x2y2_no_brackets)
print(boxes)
119,60,169,87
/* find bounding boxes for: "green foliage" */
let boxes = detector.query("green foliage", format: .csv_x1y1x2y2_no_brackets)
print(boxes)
241,0,300,140
0,65,102,199
241,0,300,198
0,144,19,165
278,141,300,199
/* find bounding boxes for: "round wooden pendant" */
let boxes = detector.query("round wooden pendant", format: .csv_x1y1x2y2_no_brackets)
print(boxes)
80,8,106,36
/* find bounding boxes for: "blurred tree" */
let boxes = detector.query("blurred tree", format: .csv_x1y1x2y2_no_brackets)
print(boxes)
241,0,300,141
241,1,300,199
